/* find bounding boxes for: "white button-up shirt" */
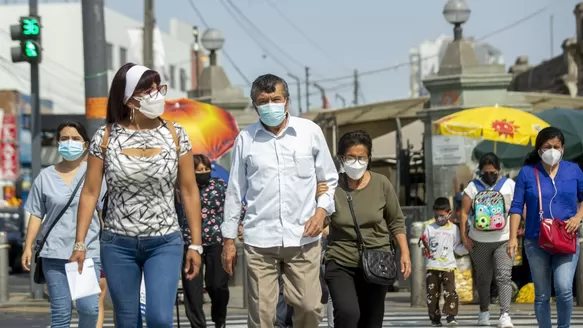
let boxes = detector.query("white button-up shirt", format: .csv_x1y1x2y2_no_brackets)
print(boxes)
221,116,338,248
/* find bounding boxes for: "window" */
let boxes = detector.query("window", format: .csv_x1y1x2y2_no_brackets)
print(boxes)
119,46,127,66
179,68,187,92
169,65,176,89
106,43,113,70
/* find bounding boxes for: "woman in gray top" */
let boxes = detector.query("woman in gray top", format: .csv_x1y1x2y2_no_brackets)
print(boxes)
22,121,104,328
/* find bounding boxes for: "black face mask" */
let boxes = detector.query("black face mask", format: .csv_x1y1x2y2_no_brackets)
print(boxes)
196,172,211,186
481,172,498,186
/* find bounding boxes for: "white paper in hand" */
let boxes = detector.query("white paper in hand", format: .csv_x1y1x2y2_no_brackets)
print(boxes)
65,258,101,301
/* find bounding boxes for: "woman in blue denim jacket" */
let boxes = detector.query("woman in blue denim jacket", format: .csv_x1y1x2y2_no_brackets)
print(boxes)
508,127,583,328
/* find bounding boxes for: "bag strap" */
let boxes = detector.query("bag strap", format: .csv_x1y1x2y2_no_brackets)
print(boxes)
473,179,486,192
161,118,181,155
343,175,366,249
100,124,112,158
534,166,544,220
493,176,508,191
37,173,87,252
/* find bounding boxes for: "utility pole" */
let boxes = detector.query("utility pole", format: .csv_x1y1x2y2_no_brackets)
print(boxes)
29,0,43,301
143,0,155,68
335,93,346,108
550,15,554,58
313,83,326,109
305,67,310,112
82,0,109,137
192,26,200,97
353,69,359,106
287,73,302,115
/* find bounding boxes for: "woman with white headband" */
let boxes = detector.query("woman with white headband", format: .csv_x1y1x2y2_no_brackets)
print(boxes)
69,63,203,327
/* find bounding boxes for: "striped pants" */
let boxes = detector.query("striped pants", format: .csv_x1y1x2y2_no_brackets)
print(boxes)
470,240,513,314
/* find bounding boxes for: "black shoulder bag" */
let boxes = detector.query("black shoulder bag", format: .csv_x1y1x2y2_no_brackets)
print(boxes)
33,174,86,284
345,178,397,286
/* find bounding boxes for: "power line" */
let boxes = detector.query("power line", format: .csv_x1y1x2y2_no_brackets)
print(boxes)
218,0,293,73
223,0,317,76
186,0,251,86
307,4,554,84
264,0,350,72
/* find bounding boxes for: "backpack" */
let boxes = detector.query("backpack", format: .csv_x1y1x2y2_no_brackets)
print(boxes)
100,119,181,220
472,177,508,232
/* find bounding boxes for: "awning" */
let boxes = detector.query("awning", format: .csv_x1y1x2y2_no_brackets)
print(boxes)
510,91,583,111
302,96,429,139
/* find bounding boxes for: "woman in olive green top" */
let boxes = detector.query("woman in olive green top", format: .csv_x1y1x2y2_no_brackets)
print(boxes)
325,130,411,328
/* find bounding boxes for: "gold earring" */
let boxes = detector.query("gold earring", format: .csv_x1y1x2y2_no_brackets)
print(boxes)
130,107,135,123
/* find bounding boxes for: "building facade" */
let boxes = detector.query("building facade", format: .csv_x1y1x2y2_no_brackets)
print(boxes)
408,35,505,98
0,1,195,114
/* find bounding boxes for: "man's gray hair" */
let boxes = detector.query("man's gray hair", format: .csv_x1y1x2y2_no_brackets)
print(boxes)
250,74,290,103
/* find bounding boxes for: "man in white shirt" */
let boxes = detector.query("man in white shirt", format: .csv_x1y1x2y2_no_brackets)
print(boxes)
221,74,338,328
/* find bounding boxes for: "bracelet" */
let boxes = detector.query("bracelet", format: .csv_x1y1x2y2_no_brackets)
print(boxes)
188,244,203,254
73,242,87,252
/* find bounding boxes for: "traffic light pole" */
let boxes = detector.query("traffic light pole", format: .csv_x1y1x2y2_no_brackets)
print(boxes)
28,0,44,301
81,0,108,137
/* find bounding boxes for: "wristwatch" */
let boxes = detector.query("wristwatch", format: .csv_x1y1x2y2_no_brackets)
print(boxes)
188,244,203,254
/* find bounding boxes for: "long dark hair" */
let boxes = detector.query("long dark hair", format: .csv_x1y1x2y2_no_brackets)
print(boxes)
478,152,501,171
524,127,565,165
105,63,161,124
56,121,90,143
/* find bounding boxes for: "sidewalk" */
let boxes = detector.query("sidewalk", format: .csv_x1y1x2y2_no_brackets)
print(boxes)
0,288,541,315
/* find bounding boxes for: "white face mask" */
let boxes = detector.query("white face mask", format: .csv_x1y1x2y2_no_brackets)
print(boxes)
539,148,562,166
135,93,165,119
343,161,367,180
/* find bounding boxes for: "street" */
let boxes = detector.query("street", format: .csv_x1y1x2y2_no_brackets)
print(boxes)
2,309,583,327
5,273,583,327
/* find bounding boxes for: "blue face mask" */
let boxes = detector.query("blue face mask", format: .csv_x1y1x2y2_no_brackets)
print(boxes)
257,102,286,127
58,140,85,161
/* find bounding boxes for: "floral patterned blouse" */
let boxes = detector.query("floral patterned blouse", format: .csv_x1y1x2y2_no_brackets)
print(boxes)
177,177,246,245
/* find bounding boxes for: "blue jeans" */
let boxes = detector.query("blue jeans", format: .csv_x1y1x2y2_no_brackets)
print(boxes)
524,238,579,328
43,257,101,328
101,230,183,328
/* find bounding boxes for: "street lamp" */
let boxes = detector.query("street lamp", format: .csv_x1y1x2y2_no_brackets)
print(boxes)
201,28,225,66
443,0,470,41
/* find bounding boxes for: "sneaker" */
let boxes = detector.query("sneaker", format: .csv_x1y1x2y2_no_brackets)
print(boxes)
477,311,490,326
431,320,443,327
498,313,514,328
446,315,458,325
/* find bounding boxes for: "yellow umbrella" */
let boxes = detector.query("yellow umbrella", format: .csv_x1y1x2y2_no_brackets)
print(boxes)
433,106,550,149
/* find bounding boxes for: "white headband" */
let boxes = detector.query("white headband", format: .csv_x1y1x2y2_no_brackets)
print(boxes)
123,65,151,104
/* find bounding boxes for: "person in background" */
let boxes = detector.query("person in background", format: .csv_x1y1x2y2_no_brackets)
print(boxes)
325,130,411,328
176,154,240,328
22,121,104,328
460,153,515,327
69,63,203,327
419,197,462,327
508,127,583,328
221,74,338,328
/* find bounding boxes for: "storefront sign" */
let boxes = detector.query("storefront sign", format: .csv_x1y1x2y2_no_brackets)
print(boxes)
431,135,466,166
0,111,19,181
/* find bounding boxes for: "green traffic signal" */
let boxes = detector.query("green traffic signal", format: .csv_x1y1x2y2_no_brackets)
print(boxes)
24,40,38,58
22,18,40,36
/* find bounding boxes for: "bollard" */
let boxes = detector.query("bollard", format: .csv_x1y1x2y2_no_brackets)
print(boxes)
0,232,9,303
409,221,426,307
577,225,583,306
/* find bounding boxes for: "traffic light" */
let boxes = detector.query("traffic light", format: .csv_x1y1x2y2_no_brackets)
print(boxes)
10,16,42,64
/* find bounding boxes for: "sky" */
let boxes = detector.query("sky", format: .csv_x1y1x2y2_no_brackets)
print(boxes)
105,0,580,111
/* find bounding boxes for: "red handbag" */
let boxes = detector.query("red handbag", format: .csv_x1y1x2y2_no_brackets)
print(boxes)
534,167,577,255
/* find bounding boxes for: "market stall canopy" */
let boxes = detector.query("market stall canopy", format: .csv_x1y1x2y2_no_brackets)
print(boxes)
303,97,429,139
162,98,239,161
473,108,583,168
433,106,550,146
